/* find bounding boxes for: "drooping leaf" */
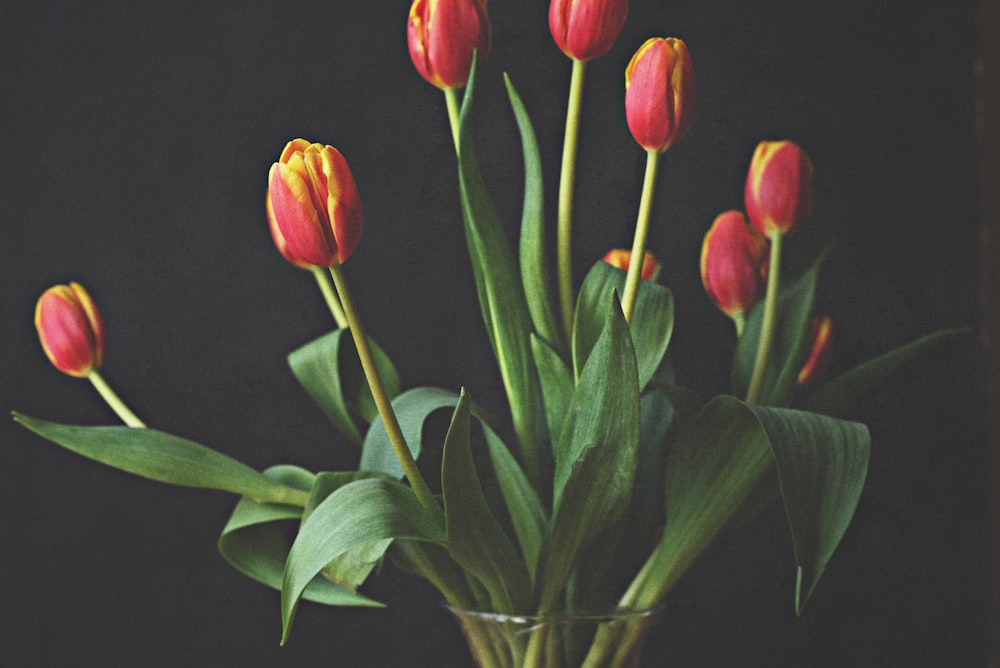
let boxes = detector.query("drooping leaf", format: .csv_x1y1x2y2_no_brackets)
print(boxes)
442,390,532,613
572,260,673,392
733,251,825,406
803,327,969,418
303,471,396,593
627,396,869,619
14,414,306,505
457,57,543,485
538,294,640,611
747,405,870,614
358,387,464,478
288,329,401,446
280,478,445,643
506,73,563,355
217,465,382,608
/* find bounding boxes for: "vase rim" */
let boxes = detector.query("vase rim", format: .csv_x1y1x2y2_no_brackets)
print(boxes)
445,604,662,625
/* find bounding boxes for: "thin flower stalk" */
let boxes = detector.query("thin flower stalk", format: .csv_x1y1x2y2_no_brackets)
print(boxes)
620,148,660,323
329,266,437,510
745,231,784,404
88,370,145,428
311,266,348,329
556,58,587,340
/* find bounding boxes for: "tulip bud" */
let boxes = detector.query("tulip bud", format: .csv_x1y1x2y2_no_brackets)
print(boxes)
602,248,661,281
267,139,364,269
797,315,833,387
35,282,106,378
700,210,769,320
744,140,813,238
625,37,695,153
549,0,628,62
407,0,490,90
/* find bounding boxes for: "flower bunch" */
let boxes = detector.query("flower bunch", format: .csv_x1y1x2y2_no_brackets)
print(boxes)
17,2,963,666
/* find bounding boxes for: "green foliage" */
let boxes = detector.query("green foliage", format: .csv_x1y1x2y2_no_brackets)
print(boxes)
288,329,400,446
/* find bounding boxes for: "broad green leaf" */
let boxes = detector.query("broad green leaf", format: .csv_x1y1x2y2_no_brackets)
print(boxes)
14,414,306,506
539,294,640,611
530,333,574,447
217,466,382,608
280,478,445,643
359,387,463,478
629,396,776,609
288,329,400,446
304,471,395,593
442,390,532,613
507,73,563,355
572,261,673,392
733,252,824,406
629,396,869,619
483,426,547,582
803,327,968,418
747,405,869,614
458,58,542,485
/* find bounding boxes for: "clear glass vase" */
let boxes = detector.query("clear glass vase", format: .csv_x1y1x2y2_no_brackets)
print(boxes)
448,606,660,668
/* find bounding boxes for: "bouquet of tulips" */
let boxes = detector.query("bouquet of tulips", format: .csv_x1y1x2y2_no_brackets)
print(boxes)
16,1,963,666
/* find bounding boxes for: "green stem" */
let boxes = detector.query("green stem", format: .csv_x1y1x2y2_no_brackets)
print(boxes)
556,58,587,341
745,232,784,405
732,312,746,338
88,371,145,428
620,149,661,324
329,266,437,510
445,87,462,154
312,266,348,329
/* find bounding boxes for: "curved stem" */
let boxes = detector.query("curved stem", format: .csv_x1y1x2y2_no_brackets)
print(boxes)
329,266,437,510
620,149,661,324
88,371,145,428
444,87,462,154
311,266,348,329
556,58,587,341
745,232,784,404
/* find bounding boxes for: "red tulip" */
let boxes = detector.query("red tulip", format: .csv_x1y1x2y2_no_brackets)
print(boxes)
625,37,695,153
549,0,628,62
35,282,106,378
700,210,769,319
797,315,833,386
602,248,661,281
407,0,490,90
744,140,813,238
267,139,364,268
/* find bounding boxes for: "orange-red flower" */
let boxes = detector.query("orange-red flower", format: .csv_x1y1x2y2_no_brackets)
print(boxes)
267,139,364,269
602,248,661,281
700,210,769,319
35,282,106,378
408,0,490,90
549,0,628,62
797,315,833,386
744,140,813,238
625,37,695,153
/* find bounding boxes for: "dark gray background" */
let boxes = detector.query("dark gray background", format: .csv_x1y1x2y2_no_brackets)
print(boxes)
1,1,988,665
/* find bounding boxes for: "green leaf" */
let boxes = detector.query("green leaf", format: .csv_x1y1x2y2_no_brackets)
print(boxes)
539,293,640,611
14,414,306,505
629,396,869,619
457,57,542,484
288,329,400,446
304,471,396,593
746,405,869,614
387,540,479,610
572,260,673,392
442,390,532,613
359,386,464,478
530,333,574,446
217,466,383,608
733,252,824,406
629,396,776,609
803,327,969,417
280,477,445,644
506,73,563,355
483,426,548,582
